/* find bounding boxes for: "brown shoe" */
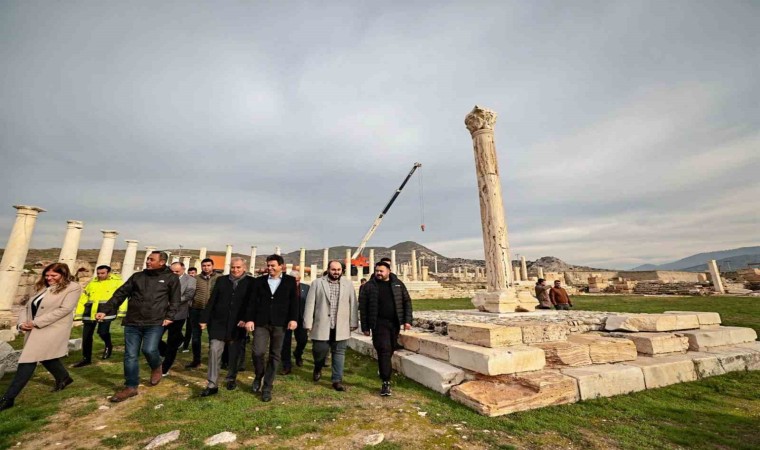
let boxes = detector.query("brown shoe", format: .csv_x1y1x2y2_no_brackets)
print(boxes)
150,366,163,386
110,387,138,403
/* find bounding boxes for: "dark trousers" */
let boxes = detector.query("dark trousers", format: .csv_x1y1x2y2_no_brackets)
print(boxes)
3,359,69,400
188,309,204,364
372,319,399,382
312,328,348,382
281,325,308,369
81,320,113,361
222,335,249,370
158,319,186,373
181,316,192,350
252,325,285,393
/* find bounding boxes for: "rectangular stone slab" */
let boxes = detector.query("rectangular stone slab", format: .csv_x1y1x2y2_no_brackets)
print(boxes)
447,322,523,348
607,332,689,355
348,333,377,359
623,355,697,389
447,343,545,375
398,331,428,352
561,364,646,400
664,311,721,326
450,370,579,417
685,351,724,378
534,341,592,367
398,352,466,394
604,314,697,332
703,345,760,372
567,334,637,363
417,334,456,361
508,321,570,344
676,326,758,351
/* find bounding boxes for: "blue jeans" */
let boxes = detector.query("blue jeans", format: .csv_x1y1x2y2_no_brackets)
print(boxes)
123,325,164,388
312,328,348,382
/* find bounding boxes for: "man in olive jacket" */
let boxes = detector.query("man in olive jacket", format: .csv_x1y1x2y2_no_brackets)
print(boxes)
97,251,181,403
359,261,412,397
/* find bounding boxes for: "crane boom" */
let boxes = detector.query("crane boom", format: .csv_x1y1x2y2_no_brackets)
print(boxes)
352,162,422,260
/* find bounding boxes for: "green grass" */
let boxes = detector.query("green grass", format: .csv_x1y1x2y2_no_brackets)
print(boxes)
1,295,759,449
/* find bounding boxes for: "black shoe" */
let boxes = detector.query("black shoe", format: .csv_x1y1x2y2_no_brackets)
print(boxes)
262,391,272,402
226,380,237,391
332,382,346,392
72,359,91,368
380,381,392,397
295,356,304,367
200,387,218,397
313,366,322,382
0,396,15,411
184,361,201,369
281,366,292,375
252,378,262,393
101,347,113,360
52,376,74,392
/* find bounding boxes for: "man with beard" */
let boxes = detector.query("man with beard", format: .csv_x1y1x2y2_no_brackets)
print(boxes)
359,261,412,396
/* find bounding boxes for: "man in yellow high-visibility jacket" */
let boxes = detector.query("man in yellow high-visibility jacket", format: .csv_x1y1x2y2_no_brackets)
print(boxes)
72,265,125,367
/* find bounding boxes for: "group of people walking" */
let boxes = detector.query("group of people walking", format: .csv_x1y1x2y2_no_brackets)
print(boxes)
0,250,413,411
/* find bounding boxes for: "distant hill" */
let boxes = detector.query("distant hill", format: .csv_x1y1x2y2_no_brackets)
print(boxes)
681,254,760,272
631,246,760,271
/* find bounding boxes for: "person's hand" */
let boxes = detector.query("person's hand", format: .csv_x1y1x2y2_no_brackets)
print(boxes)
363,330,371,336
237,321,246,328
95,312,106,321
19,321,33,332
162,319,173,327
403,323,412,331
287,321,297,331
200,323,207,330
245,321,255,332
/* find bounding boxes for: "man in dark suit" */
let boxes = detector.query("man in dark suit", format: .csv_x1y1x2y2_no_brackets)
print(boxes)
245,254,298,402
280,270,310,375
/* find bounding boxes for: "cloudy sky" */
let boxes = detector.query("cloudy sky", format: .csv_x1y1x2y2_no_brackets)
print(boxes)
0,1,758,269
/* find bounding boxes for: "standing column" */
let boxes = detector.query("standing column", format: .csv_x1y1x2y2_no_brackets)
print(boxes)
0,205,45,328
707,259,725,294
310,264,318,282
143,246,156,269
95,230,119,268
223,244,232,275
323,248,330,272
421,266,429,281
199,247,208,261
410,250,418,282
182,256,191,268
58,220,84,270
345,249,352,281
434,256,438,274
369,249,375,273
122,240,139,280
513,267,521,284
465,105,531,312
520,256,528,281
250,246,258,273
275,246,281,256
390,250,397,274
538,267,545,279
299,247,306,279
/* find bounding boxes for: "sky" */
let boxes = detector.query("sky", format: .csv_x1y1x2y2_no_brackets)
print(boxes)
0,0,758,269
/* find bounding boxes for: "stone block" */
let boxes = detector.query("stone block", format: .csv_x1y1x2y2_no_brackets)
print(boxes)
450,370,579,416
676,326,757,351
509,321,569,344
703,345,760,372
348,333,377,359
604,314,696,332
398,352,466,394
68,338,82,351
0,342,20,374
623,355,697,389
608,332,689,355
567,334,637,363
418,334,455,361
664,311,721,326
0,329,17,342
392,350,415,372
686,351,724,378
534,341,592,367
398,331,427,352
561,364,646,400
447,343,545,375
447,322,522,348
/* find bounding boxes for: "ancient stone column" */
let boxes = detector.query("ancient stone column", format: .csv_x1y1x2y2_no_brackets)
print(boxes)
452,268,456,276
421,266,429,282
143,246,156,269
391,250,397,273
121,240,139,280
95,230,119,268
465,105,534,312
310,264,318,282
299,248,306,279
520,256,528,281
275,246,281,256
402,264,409,281
369,249,375,272
707,259,725,294
323,248,329,272
411,250,418,282
513,267,520,284
464,267,469,279
182,256,191,268
538,267,545,279
58,220,84,270
250,246,257,273
0,205,45,328
223,244,232,275
199,247,207,261
434,256,438,274
345,249,352,281
286,263,293,274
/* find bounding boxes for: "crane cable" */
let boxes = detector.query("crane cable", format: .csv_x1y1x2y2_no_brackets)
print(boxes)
419,166,426,232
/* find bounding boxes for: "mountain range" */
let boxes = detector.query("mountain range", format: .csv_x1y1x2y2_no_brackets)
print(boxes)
631,246,760,272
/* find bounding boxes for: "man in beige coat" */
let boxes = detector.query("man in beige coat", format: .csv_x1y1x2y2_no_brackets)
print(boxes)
303,260,359,391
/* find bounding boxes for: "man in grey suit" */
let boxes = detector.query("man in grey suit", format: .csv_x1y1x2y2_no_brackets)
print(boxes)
160,261,196,375
303,260,359,391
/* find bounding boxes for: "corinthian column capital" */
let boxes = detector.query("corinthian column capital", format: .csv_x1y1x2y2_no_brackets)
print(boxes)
464,105,498,135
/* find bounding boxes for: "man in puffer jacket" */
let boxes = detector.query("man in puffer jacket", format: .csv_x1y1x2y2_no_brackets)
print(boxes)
72,265,125,367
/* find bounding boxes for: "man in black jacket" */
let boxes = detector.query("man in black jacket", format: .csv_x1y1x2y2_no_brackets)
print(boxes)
280,270,310,375
97,251,181,403
198,257,253,396
244,254,298,402
359,261,413,396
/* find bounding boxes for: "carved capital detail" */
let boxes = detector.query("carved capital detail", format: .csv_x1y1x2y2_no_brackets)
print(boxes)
464,105,497,135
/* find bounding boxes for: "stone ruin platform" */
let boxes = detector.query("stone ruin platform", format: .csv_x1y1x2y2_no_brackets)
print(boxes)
348,309,759,417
